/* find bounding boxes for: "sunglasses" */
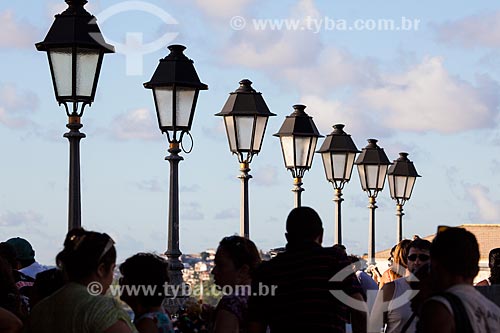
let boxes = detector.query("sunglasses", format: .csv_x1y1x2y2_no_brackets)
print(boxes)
408,254,430,262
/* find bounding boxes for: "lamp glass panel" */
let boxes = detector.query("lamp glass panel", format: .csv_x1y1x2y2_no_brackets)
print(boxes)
252,116,268,152
49,48,72,97
75,48,100,97
235,116,254,151
345,152,356,181
377,165,388,190
322,152,333,181
294,136,312,168
405,176,416,199
365,165,380,190
306,137,318,167
175,88,196,128
394,175,408,198
332,153,347,180
357,165,367,190
224,116,237,152
153,87,173,128
388,174,396,198
280,136,295,168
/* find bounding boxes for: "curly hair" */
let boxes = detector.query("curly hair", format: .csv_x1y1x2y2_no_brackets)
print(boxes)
489,248,500,284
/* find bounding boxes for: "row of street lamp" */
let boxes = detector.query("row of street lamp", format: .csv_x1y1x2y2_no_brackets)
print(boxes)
36,0,420,282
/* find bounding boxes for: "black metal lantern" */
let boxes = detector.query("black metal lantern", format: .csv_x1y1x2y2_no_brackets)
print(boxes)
215,79,275,163
317,124,360,190
387,152,421,205
144,45,208,142
36,0,114,116
355,139,392,198
274,105,323,178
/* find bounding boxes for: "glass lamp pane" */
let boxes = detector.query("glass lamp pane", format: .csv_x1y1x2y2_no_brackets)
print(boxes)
405,176,416,199
224,116,237,152
357,165,367,190
394,175,408,198
322,153,333,181
235,116,254,151
345,152,356,181
377,165,388,190
75,48,100,97
306,137,318,168
388,174,396,198
294,137,311,168
252,116,268,152
280,136,295,168
365,165,380,190
49,48,72,97
153,87,173,128
175,88,196,128
332,153,347,180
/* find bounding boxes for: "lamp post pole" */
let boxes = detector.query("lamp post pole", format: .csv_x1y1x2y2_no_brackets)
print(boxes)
216,80,275,239
355,139,391,265
292,177,304,208
64,116,86,230
36,0,114,231
387,152,420,243
333,188,343,245
238,162,252,238
396,204,404,242
368,196,377,265
144,44,207,289
165,141,184,285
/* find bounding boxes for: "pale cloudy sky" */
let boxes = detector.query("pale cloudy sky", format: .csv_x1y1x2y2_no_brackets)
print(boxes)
1,0,500,265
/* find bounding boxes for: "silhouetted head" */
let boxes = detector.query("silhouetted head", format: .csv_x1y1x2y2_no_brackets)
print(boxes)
285,206,323,244
431,227,479,280
56,228,116,282
120,253,168,307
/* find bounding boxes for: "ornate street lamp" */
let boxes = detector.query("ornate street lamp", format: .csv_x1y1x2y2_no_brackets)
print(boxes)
144,44,207,286
36,0,114,230
317,124,360,245
274,105,322,208
387,152,421,242
215,79,275,238
355,139,391,265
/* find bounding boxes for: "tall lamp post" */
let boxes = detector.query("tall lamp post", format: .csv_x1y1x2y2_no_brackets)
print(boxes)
274,105,322,208
355,139,391,265
387,152,421,242
215,79,275,239
317,124,360,245
36,0,114,231
144,45,208,285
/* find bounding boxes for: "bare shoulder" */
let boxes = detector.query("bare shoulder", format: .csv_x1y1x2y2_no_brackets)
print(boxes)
380,280,396,302
103,320,133,333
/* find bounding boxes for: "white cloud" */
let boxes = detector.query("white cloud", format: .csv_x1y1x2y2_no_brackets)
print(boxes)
468,185,500,222
0,11,38,48
436,11,500,48
223,0,323,69
111,108,159,141
360,57,500,133
0,211,43,227
195,0,253,19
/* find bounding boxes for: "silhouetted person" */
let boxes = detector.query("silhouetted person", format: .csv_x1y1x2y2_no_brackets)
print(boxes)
247,206,367,333
419,227,500,333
